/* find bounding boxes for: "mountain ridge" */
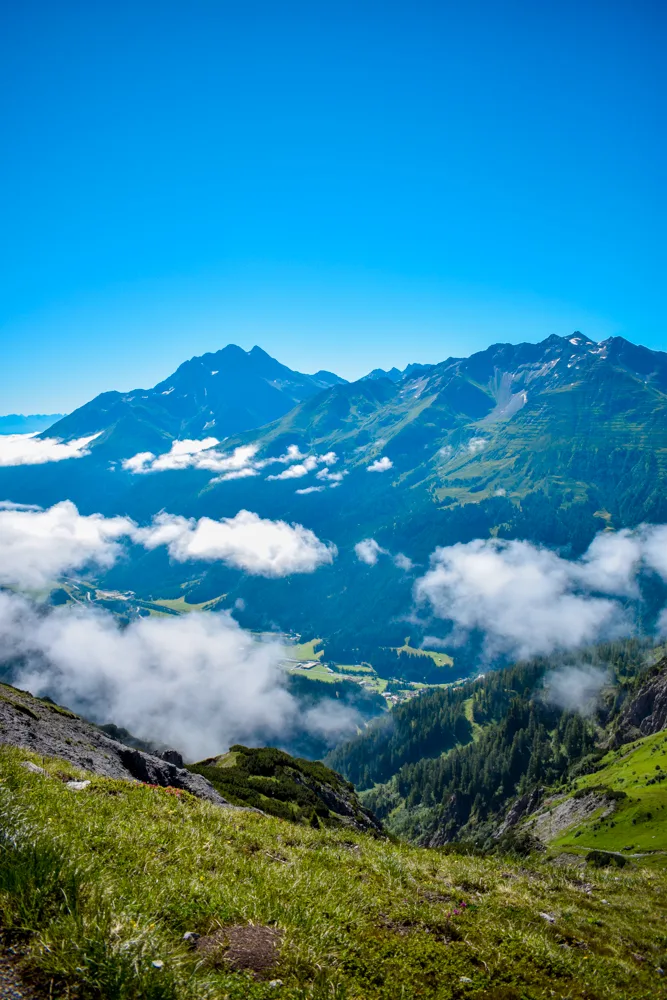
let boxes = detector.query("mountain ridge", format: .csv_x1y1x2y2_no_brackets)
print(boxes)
3,331,667,661
43,344,348,459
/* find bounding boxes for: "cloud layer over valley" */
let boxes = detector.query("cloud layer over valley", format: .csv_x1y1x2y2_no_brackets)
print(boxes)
0,592,359,759
0,432,100,466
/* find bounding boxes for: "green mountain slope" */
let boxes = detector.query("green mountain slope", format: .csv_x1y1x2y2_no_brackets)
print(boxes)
3,333,667,658
328,642,667,852
523,730,667,857
2,744,666,999
188,744,383,831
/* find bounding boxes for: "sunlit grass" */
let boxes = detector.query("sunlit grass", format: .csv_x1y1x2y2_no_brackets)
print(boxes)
1,745,666,999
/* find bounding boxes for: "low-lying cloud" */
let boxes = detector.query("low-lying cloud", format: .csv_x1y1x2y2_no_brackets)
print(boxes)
415,527,667,660
355,538,387,565
540,664,610,716
138,509,337,576
122,439,344,488
0,592,359,759
122,440,260,476
0,500,336,587
0,500,136,589
0,432,100,466
354,537,413,570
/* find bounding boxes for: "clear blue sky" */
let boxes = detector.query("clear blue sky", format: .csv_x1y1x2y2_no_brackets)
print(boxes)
1,0,664,412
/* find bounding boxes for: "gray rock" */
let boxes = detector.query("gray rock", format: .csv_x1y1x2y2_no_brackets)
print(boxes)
20,760,47,775
495,787,543,837
1,685,233,808
612,659,667,746
157,748,184,768
66,780,91,790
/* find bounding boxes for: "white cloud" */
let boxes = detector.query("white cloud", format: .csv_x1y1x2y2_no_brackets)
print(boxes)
138,509,336,577
316,467,346,483
296,486,325,495
415,537,630,660
367,456,393,473
467,437,487,455
0,433,100,466
0,592,359,760
354,538,387,566
0,501,336,587
266,451,340,481
122,440,343,487
266,456,319,480
123,439,260,475
212,467,259,482
394,552,414,571
0,500,137,589
414,525,667,661
122,451,156,473
541,665,610,717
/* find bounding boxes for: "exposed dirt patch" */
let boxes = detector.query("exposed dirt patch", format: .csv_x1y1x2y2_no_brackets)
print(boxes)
196,924,283,977
0,949,39,999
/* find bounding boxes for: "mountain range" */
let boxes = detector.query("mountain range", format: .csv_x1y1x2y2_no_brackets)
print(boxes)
0,413,64,434
2,331,667,664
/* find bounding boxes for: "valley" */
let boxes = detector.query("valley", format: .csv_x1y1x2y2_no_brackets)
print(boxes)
3,333,667,998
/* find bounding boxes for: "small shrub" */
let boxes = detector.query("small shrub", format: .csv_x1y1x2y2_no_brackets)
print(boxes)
586,850,626,869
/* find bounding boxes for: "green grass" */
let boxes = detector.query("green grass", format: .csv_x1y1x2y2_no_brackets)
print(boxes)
291,639,325,662
288,662,337,683
151,596,224,613
1,746,667,999
395,642,454,668
462,697,484,742
552,731,667,856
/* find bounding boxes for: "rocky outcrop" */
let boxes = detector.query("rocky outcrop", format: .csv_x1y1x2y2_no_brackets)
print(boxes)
495,787,543,838
612,659,667,746
0,682,231,807
524,790,616,843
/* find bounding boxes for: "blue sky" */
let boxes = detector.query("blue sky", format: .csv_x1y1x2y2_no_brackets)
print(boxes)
1,0,664,412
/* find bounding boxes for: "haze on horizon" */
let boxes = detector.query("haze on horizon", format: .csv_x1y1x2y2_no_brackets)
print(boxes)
1,0,664,413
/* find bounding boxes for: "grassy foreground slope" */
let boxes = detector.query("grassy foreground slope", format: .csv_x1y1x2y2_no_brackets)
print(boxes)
1,748,667,1000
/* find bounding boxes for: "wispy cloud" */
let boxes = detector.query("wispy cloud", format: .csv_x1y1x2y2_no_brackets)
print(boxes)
0,432,100,466
467,437,487,455
541,664,610,716
354,538,387,565
122,439,344,487
122,440,259,475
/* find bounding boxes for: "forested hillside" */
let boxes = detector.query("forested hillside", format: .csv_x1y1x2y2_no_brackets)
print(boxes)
327,639,663,846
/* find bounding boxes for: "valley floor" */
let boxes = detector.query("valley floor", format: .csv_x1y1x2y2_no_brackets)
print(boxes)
1,747,666,1000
